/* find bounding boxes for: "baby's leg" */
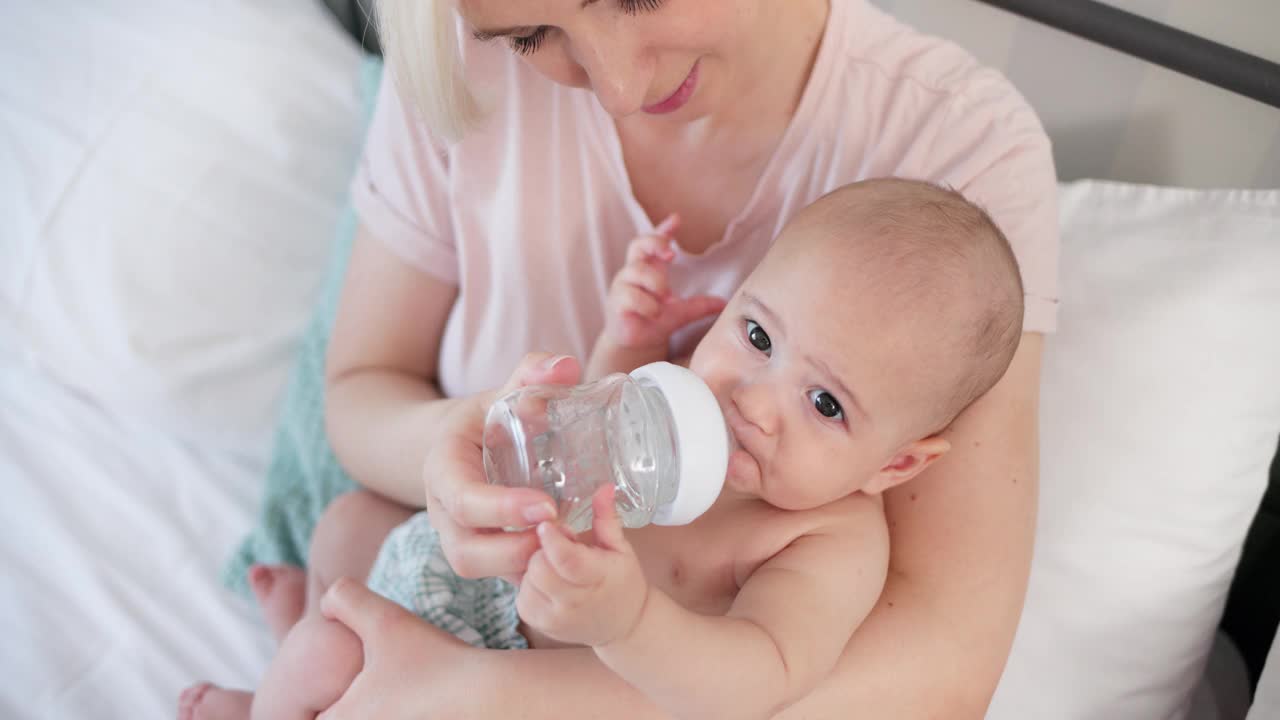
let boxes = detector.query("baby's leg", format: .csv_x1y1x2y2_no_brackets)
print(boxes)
304,490,416,616
248,564,307,642
179,618,361,720
248,491,415,640
178,684,251,720
249,615,365,720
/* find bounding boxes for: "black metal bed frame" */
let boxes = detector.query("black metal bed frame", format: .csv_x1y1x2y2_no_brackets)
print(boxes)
973,0,1280,108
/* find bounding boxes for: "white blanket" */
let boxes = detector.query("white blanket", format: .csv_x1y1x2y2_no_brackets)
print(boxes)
0,351,271,718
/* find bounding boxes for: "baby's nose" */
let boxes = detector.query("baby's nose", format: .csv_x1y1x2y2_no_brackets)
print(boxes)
731,383,778,437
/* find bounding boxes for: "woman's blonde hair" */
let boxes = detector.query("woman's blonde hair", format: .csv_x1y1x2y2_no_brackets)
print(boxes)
375,0,482,141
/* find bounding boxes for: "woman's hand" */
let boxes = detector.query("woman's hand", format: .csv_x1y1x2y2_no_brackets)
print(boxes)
317,578,473,720
424,351,582,581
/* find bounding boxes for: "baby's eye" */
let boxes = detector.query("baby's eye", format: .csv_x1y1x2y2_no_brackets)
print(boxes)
745,320,771,355
809,390,843,420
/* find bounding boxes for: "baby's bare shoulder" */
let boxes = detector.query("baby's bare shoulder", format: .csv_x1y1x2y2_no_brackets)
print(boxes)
739,495,888,570
783,493,887,541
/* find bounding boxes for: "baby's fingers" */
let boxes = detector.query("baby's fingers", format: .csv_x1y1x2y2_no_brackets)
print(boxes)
536,521,605,587
590,485,628,553
626,233,675,265
661,294,728,332
613,283,662,320
617,261,671,300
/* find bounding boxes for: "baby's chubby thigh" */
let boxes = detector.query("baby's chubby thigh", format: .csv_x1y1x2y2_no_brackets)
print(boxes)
306,489,417,615
252,615,363,719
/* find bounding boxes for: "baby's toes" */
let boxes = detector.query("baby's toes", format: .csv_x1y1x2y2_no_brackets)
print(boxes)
178,683,211,720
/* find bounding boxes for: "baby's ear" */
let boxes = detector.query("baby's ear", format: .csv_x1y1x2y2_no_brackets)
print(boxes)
863,436,951,495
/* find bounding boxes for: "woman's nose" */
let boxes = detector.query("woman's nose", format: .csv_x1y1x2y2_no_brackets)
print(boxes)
730,381,779,437
570,32,651,117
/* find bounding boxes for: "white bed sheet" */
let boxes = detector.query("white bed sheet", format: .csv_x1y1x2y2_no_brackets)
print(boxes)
0,346,272,719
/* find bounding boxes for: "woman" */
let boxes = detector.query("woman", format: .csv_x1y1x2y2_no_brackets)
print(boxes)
313,0,1058,716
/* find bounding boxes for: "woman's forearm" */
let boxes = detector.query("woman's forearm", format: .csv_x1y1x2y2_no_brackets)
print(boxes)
323,226,467,507
466,646,671,720
325,369,468,507
775,334,1045,719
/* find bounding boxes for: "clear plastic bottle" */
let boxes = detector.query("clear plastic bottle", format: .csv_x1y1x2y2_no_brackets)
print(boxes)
482,362,729,533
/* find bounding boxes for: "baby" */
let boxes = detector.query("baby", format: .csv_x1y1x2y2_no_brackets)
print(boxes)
184,178,1023,719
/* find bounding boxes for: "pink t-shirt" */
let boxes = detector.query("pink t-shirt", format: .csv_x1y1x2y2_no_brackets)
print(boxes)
351,0,1060,399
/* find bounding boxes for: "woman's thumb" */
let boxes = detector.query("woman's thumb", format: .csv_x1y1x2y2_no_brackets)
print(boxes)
501,352,581,395
321,576,405,640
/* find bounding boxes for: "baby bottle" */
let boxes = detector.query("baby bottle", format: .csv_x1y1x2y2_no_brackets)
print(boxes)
482,362,729,533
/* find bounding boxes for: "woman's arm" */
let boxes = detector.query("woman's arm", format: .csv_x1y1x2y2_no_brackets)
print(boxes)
325,225,575,577
324,223,466,507
776,332,1043,719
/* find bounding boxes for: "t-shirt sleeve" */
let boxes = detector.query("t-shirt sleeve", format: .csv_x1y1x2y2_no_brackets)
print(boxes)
349,67,459,285
918,83,1061,334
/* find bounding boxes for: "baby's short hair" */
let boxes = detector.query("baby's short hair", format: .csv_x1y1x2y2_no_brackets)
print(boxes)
795,179,1025,433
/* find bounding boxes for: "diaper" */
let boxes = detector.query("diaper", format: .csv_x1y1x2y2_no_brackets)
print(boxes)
366,511,527,650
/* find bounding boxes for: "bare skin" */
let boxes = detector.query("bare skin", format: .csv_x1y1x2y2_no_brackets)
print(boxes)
181,493,414,720
185,0,1055,709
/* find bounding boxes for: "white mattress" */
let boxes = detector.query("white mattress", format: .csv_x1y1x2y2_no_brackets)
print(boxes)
0,349,272,718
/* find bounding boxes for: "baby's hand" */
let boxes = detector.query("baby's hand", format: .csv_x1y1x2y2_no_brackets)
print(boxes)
604,215,726,352
516,485,649,648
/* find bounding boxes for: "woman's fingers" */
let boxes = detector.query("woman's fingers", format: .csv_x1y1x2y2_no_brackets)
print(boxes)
434,477,557,529
320,576,411,638
436,523,542,579
429,426,556,527
496,352,581,398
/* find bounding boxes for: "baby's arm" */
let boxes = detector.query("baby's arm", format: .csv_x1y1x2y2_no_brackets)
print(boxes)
599,496,890,720
586,215,724,381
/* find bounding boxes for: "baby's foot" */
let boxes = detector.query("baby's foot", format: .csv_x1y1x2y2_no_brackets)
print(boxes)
249,564,307,641
178,683,252,720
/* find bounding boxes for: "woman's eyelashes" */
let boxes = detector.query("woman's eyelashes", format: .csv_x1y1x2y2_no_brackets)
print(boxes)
620,0,665,14
506,0,665,54
509,27,550,55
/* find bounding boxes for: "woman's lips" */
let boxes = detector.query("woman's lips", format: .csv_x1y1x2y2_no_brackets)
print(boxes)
642,61,699,115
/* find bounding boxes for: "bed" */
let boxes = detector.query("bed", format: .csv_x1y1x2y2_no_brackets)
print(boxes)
2,1,1278,718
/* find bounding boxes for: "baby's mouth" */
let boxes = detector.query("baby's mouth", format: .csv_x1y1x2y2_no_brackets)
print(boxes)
721,405,763,490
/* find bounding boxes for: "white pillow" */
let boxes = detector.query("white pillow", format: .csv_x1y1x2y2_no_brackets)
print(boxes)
1,0,364,456
990,181,1280,719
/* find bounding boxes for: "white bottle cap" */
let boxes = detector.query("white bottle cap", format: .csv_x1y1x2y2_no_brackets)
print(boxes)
628,362,729,526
